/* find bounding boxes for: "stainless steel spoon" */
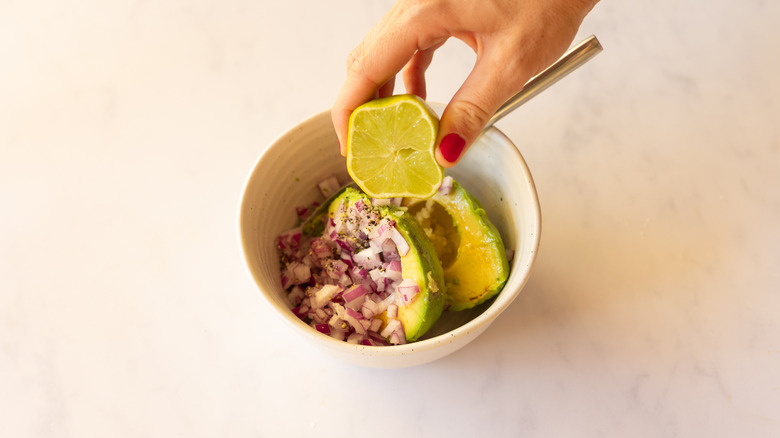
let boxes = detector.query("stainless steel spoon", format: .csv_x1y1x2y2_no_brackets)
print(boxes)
305,35,603,231
485,34,603,129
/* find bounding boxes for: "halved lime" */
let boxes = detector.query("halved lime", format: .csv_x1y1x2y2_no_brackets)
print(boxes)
346,94,443,199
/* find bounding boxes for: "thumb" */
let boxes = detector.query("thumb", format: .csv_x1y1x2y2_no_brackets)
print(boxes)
435,54,532,168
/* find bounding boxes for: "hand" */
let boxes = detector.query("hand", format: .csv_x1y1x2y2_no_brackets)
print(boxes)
332,0,598,167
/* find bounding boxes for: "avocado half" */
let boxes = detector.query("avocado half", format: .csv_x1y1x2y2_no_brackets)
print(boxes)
407,179,510,311
328,188,446,341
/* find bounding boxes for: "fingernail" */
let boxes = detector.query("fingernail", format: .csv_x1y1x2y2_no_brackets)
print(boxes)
439,133,465,163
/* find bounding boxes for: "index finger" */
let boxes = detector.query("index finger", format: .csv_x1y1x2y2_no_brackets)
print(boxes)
331,7,449,154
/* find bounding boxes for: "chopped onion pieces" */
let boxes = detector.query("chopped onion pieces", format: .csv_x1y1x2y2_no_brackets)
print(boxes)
276,177,416,346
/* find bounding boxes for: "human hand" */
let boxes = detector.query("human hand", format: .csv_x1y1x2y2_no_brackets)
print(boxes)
332,0,599,167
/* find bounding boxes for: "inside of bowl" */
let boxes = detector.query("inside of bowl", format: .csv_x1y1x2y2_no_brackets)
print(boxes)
239,110,540,346
420,128,540,338
240,111,348,322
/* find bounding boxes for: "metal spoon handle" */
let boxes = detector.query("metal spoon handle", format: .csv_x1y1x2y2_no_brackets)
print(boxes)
486,35,603,128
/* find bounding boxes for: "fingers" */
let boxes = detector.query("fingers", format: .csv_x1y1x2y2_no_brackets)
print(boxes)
435,46,535,168
334,0,590,163
332,11,429,155
377,75,396,99
332,1,452,155
402,42,443,100
332,45,398,156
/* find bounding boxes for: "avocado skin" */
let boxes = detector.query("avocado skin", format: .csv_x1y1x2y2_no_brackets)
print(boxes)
418,180,510,311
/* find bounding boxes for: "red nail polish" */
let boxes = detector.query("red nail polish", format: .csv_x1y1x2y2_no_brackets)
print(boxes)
439,133,465,163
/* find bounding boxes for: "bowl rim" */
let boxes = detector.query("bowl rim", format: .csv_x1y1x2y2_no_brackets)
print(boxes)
237,108,542,360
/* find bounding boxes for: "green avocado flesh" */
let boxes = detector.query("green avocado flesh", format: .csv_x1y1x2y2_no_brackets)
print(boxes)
328,188,445,341
407,180,509,311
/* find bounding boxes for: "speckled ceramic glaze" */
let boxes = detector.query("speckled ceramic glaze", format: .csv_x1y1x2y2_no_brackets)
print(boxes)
239,107,541,368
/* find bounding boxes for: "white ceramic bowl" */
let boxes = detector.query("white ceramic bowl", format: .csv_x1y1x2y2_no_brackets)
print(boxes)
238,107,541,368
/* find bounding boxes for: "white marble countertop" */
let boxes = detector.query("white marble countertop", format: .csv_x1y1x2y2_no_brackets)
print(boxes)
3,1,779,436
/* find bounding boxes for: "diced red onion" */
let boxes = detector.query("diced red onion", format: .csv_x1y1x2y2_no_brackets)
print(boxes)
338,273,353,287
280,274,292,290
334,239,353,254
309,237,331,259
310,284,340,308
368,334,390,346
317,176,340,198
353,247,382,270
380,318,406,345
314,323,330,335
291,306,307,320
397,278,420,305
278,227,302,250
361,299,379,319
375,294,395,315
286,262,311,285
368,268,381,281
327,217,338,235
344,307,367,334
506,248,515,263
349,266,369,283
339,251,353,269
380,239,400,261
385,260,403,282
277,180,436,346
389,228,410,256
346,333,364,344
331,329,347,342
367,269,388,293
367,239,383,255
388,331,405,345
345,307,363,320
330,302,346,317
295,206,310,219
438,175,454,195
322,259,348,280
386,303,398,319
314,308,329,323
343,284,367,303
367,218,394,241
380,319,402,338
288,286,305,306
343,285,367,311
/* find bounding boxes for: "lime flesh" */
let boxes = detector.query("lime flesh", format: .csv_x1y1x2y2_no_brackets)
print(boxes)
347,94,443,199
